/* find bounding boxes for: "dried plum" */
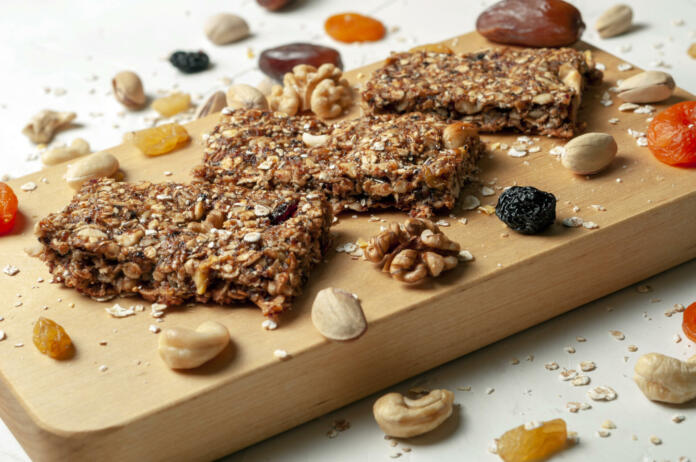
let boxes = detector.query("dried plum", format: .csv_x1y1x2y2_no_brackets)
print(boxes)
169,50,210,74
495,186,556,234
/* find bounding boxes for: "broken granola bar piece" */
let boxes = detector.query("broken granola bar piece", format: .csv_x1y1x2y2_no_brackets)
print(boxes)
35,178,332,318
195,109,485,217
362,48,602,138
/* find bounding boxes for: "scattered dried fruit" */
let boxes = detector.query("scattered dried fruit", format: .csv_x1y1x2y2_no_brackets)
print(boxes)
259,42,343,81
151,92,191,117
476,0,584,47
257,0,293,11
169,50,210,74
204,13,250,45
647,102,696,167
131,123,190,156
33,317,72,359
158,321,230,369
325,12,386,43
495,186,556,234
41,138,91,166
65,152,120,189
226,84,269,110
22,109,76,144
311,288,367,341
562,132,617,174
617,71,675,103
683,302,696,342
0,183,18,235
112,71,146,109
634,352,696,403
373,389,454,438
195,90,227,119
496,418,568,462
595,4,633,38
689,43,696,59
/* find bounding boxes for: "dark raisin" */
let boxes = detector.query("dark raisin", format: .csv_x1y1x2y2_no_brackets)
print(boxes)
169,51,210,74
270,200,298,224
257,0,293,10
495,186,556,234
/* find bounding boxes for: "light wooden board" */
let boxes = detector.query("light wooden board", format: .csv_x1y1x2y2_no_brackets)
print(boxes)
1,31,695,462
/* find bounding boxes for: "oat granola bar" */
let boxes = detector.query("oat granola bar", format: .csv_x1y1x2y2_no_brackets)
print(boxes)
194,109,485,217
362,48,602,138
35,178,332,317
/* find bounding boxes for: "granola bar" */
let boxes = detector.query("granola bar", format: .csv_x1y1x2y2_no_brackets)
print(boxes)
194,109,485,217
35,178,332,317
362,48,602,138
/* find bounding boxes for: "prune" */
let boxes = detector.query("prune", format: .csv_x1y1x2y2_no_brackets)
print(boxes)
647,102,696,167
495,186,556,234
324,13,386,43
257,0,293,11
270,200,298,224
169,50,210,73
476,0,584,47
259,43,343,81
0,183,18,236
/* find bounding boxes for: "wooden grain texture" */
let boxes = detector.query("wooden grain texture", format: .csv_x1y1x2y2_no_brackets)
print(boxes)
1,31,695,461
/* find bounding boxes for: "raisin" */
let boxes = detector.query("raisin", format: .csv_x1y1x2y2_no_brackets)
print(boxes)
132,123,190,156
259,43,343,81
0,182,18,236
647,101,696,167
257,0,293,11
169,50,210,74
33,317,73,359
497,419,568,462
151,92,191,117
495,186,556,234
270,200,299,224
683,302,696,343
324,13,386,43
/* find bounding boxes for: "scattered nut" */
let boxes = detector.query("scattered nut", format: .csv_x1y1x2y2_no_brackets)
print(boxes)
373,389,454,438
302,132,329,147
204,13,250,45
195,90,227,119
112,71,146,110
226,84,269,111
443,122,478,149
311,288,367,341
22,109,76,144
595,4,633,38
562,132,617,175
634,353,696,404
158,321,230,369
65,152,120,189
41,138,91,166
617,71,675,103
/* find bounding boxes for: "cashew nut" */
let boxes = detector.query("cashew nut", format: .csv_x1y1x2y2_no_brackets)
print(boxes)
634,353,696,404
373,389,455,438
158,321,230,369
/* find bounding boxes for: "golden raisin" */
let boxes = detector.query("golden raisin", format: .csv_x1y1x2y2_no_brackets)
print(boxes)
689,43,696,59
132,123,191,156
409,43,453,54
0,182,18,236
151,92,191,117
33,317,73,359
324,13,386,43
497,419,568,462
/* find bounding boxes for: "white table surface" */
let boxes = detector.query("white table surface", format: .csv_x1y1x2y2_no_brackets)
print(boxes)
1,1,695,461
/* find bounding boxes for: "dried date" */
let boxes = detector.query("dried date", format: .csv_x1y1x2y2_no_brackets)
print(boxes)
259,43,343,81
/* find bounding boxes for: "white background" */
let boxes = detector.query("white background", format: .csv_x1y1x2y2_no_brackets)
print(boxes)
1,1,695,461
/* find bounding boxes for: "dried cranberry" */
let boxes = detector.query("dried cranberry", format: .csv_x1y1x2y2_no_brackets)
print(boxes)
270,200,298,224
259,43,343,81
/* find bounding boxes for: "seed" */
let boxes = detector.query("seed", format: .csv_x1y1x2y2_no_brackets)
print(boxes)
204,13,250,45
112,71,146,109
595,4,633,38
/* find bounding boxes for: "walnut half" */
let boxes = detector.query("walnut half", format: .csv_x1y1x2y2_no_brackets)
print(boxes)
269,63,352,119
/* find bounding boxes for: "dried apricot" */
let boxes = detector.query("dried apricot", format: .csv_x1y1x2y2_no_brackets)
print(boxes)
0,183,18,235
496,419,568,462
132,123,190,156
151,92,191,117
683,302,696,343
325,13,385,43
647,101,696,167
33,317,73,359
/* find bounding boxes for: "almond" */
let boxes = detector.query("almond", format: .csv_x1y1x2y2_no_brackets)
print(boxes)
562,133,617,175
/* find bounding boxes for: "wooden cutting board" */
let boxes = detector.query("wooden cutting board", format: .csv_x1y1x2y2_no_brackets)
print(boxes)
1,31,695,462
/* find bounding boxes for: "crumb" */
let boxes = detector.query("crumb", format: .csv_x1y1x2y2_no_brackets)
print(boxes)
486,387,495,395
610,330,625,341
274,349,290,360
148,324,161,334
576,336,587,342
20,182,37,192
564,346,576,354
3,265,20,276
601,420,616,429
627,345,638,352
262,319,278,330
650,435,662,445
672,414,685,423
596,430,611,438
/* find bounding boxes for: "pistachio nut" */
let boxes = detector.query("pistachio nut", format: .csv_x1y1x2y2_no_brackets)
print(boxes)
112,71,146,110
226,83,269,110
204,13,250,45
595,4,633,38
617,71,675,103
195,90,227,119
562,132,617,175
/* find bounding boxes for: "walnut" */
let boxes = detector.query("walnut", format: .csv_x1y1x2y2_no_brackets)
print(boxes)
365,218,460,283
268,63,352,119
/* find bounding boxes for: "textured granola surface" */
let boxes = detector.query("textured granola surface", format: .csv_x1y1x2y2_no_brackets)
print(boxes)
362,48,602,138
36,178,332,317
195,109,485,217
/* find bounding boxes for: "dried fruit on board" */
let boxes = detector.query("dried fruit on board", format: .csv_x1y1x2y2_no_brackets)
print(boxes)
476,0,585,47
151,92,191,117
131,123,190,156
683,302,696,342
33,317,73,359
324,12,386,43
169,50,210,73
259,43,343,81
0,183,18,236
257,0,293,10
647,101,696,167
496,419,568,462
495,186,557,234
